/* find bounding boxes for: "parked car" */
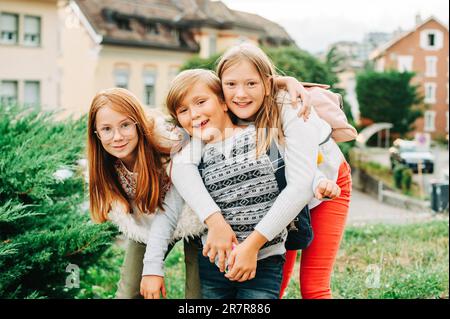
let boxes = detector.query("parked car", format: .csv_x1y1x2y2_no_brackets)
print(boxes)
389,139,435,173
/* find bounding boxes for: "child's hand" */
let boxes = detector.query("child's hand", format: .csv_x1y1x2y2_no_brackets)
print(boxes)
204,213,239,273
225,241,258,283
274,76,311,120
315,179,341,200
140,275,166,299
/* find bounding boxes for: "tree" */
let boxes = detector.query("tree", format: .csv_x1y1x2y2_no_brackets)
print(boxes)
356,71,423,136
0,105,117,298
264,46,339,86
324,45,348,74
180,53,222,71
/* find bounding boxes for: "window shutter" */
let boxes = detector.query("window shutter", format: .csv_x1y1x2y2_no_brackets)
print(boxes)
24,16,39,33
24,81,40,105
143,73,155,86
1,81,17,96
1,14,17,32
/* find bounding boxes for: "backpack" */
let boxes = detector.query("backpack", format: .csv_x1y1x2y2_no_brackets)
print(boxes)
282,82,358,143
268,142,313,251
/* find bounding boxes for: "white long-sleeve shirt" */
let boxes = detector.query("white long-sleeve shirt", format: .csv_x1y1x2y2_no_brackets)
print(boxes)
142,92,345,276
171,91,343,242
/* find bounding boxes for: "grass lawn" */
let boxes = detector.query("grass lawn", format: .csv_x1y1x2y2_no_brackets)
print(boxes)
77,220,449,299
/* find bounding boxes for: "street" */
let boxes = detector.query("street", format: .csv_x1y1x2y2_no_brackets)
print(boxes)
347,188,447,226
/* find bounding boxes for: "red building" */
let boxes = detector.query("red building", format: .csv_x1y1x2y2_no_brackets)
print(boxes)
371,16,449,140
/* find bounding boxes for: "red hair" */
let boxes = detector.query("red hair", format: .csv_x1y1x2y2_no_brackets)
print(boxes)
87,88,171,223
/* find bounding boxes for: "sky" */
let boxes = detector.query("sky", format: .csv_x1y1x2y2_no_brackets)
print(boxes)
217,0,449,54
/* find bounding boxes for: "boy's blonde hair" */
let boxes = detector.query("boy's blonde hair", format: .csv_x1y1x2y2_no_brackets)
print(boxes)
166,69,225,125
216,43,284,156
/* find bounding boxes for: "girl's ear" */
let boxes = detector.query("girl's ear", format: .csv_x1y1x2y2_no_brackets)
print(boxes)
264,76,273,96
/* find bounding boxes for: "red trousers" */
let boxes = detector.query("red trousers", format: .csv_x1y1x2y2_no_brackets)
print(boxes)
279,161,352,299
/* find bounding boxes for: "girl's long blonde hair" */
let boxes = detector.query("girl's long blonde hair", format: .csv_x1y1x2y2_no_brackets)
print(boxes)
87,88,171,223
216,43,284,156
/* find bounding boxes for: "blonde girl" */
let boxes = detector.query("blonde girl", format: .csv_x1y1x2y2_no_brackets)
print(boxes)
169,43,352,298
141,69,338,299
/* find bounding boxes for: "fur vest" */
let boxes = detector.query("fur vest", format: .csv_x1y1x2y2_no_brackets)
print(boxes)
108,200,206,244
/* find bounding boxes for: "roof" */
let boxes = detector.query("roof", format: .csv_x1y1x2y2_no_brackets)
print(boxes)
370,16,449,60
73,0,293,51
74,0,200,51
233,10,294,44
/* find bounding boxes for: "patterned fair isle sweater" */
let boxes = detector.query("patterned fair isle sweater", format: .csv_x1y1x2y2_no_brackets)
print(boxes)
142,125,289,277
199,124,287,260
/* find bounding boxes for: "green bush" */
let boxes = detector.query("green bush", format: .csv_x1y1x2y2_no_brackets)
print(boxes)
393,164,406,189
401,168,413,194
180,53,222,71
0,105,117,298
392,164,413,193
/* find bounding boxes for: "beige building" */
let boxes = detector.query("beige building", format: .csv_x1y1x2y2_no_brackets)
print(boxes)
371,16,449,140
1,0,293,116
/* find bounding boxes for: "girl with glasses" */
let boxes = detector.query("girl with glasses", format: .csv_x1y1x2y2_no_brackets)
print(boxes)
87,87,206,299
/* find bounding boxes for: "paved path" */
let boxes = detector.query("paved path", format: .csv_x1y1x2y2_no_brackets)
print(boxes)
347,188,448,226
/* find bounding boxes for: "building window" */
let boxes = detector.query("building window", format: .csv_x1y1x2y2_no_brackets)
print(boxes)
236,36,249,45
24,16,41,47
143,71,156,107
145,23,159,35
424,110,436,132
168,66,179,84
425,56,438,77
397,55,413,72
24,81,40,107
428,33,435,46
209,34,217,57
115,16,131,31
114,70,129,89
171,28,179,40
0,13,18,44
424,83,437,104
420,29,444,51
0,80,18,106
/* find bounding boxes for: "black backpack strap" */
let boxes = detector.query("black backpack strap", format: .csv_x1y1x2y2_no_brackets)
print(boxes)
319,131,332,146
198,157,204,176
267,140,287,190
267,140,313,251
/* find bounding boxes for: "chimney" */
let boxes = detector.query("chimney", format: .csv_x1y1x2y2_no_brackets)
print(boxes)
415,13,422,26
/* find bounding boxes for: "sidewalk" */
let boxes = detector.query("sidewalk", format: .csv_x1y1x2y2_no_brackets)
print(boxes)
347,189,448,226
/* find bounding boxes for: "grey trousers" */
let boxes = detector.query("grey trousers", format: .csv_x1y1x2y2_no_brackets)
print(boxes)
115,238,202,299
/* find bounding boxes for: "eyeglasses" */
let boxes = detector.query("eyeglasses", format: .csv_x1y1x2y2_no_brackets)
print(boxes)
94,121,138,141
